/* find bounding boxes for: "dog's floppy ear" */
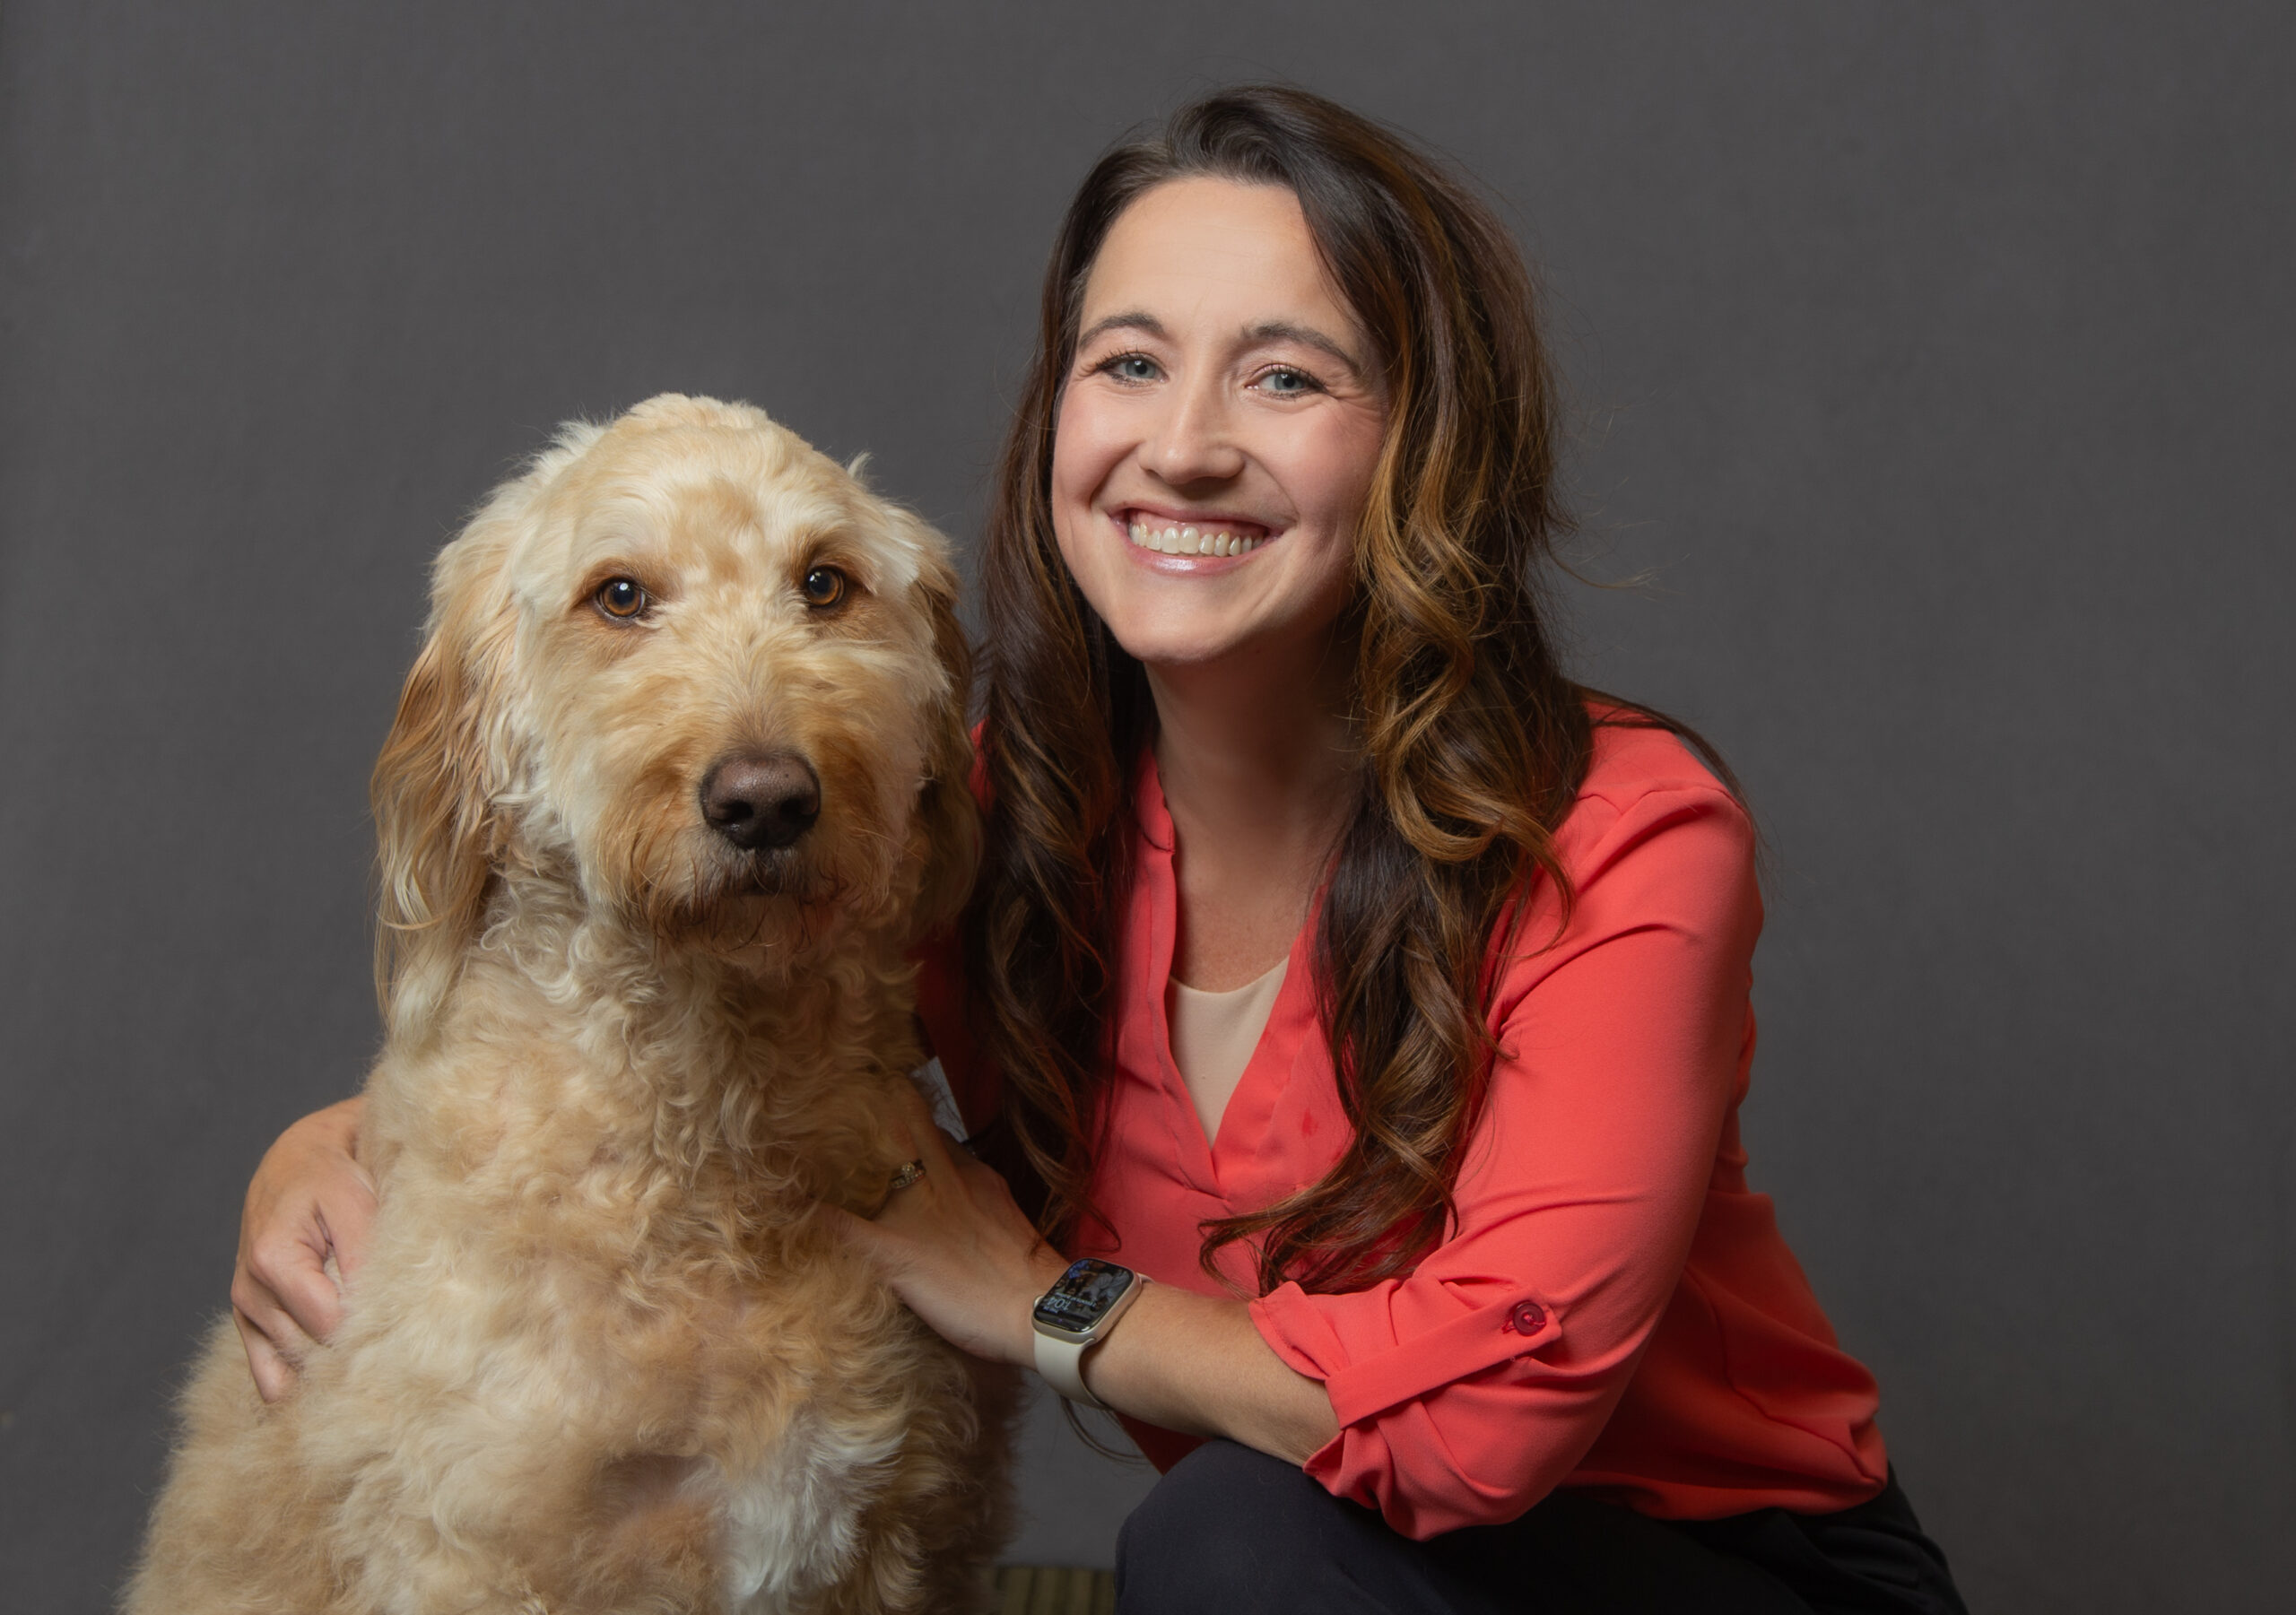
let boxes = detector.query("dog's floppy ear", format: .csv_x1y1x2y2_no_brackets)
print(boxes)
370,505,521,1044
906,540,980,938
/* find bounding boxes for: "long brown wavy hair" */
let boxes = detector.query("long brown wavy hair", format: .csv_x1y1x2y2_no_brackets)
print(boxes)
971,85,1705,1296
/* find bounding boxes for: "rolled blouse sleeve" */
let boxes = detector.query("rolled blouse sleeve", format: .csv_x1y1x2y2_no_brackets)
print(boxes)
1248,776,1761,1539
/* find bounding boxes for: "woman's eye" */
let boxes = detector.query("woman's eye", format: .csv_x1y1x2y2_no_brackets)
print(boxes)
1257,366,1318,395
1099,352,1161,383
596,577,648,619
801,566,848,608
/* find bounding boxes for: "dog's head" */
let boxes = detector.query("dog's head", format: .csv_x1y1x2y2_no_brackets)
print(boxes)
371,395,976,1038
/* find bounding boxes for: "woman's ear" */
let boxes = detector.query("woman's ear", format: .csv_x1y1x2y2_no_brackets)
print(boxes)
370,517,519,1043
906,542,981,938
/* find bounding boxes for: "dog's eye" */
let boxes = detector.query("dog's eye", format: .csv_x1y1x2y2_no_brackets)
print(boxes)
800,567,848,609
596,577,648,620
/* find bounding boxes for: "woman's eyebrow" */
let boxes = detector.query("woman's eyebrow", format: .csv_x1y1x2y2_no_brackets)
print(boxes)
1076,310,1169,349
1243,319,1366,378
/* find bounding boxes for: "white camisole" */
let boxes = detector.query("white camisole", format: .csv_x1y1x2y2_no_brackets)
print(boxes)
1165,956,1289,1142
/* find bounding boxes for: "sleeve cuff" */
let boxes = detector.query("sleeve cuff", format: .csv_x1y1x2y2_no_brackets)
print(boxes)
1251,1280,1565,1428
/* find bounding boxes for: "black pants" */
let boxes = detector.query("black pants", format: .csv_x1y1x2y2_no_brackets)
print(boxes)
1115,1442,1969,1615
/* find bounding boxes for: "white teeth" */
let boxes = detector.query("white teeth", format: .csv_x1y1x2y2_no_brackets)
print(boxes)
1124,516,1269,556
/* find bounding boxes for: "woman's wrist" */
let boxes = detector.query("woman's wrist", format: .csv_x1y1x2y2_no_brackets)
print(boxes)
1052,1281,1338,1464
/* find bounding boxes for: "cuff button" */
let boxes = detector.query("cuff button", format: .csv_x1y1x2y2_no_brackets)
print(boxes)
1507,1300,1547,1334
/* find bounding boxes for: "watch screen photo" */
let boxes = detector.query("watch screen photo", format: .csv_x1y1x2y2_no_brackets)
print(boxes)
1033,1257,1134,1333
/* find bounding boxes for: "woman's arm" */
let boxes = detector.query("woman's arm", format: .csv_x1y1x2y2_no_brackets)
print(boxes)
230,1094,376,1402
836,1085,1339,1465
1077,1277,1339,1464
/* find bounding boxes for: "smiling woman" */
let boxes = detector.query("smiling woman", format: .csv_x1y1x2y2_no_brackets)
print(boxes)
229,86,1969,1614
942,87,1969,1612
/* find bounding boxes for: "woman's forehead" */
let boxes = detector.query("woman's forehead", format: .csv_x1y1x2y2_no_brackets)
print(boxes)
1081,177,1364,352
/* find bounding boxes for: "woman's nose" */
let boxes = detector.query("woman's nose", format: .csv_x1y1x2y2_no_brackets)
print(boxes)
1139,378,1246,487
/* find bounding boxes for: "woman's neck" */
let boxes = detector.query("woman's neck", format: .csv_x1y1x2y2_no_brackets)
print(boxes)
1145,631,1357,990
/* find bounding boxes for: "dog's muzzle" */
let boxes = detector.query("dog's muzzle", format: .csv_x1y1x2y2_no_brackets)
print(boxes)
700,750,821,852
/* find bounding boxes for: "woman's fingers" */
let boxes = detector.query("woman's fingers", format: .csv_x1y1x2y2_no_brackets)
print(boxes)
874,1118,1011,1245
230,1285,311,1404
240,1211,349,1341
888,1078,964,1177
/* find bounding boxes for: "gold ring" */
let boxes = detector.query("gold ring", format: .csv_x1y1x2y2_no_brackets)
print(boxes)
888,1159,926,1194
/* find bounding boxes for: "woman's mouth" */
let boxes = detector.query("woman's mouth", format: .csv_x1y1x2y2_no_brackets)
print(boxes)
1118,510,1273,558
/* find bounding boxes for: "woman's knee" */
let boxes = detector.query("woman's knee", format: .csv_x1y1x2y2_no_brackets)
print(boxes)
1116,1441,1452,1615
1116,1442,1332,1611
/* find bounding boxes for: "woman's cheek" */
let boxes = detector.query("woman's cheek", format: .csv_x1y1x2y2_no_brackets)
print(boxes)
1049,490,1116,619
1048,396,1129,607
1292,408,1384,534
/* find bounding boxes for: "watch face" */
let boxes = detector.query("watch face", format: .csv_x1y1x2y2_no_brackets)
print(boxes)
1032,1257,1135,1333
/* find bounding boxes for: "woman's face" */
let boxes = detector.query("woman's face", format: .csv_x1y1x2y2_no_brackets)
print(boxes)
1050,177,1387,672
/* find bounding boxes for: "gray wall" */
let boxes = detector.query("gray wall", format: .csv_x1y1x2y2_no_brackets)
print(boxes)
3,3,2289,1609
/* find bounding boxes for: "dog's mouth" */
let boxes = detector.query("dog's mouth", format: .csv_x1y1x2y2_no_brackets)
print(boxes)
625,837,847,956
724,846,838,905
695,842,841,913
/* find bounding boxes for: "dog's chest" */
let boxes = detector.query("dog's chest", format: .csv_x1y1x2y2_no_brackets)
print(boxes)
571,1244,927,1610
711,1400,909,1611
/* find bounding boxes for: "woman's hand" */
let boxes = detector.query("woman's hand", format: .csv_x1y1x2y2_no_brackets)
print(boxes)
835,1085,1070,1367
230,1095,375,1402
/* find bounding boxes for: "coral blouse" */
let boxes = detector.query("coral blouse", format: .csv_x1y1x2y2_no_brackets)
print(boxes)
919,717,1889,1540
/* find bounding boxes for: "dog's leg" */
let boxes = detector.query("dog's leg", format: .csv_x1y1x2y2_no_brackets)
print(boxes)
122,1319,350,1615
799,1345,1018,1615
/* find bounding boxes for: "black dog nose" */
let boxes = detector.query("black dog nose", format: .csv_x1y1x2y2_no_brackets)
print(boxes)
700,751,820,850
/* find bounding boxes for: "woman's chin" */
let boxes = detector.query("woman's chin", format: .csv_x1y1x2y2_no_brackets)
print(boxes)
1116,620,1342,682
1107,619,1256,671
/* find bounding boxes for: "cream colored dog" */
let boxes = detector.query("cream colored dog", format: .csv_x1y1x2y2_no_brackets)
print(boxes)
126,395,1006,1614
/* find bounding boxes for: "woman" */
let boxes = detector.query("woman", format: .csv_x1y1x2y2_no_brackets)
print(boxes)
231,87,1968,1612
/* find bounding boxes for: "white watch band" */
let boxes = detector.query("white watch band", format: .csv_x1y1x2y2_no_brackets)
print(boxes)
1033,1330,1105,1409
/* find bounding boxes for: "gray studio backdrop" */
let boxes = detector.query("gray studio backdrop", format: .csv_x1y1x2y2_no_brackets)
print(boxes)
3,3,2289,1610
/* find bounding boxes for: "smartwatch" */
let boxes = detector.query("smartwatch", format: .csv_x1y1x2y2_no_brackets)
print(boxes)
1031,1257,1147,1409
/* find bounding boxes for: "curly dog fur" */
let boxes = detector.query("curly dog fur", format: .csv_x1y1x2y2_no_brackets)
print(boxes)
126,395,1009,1614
